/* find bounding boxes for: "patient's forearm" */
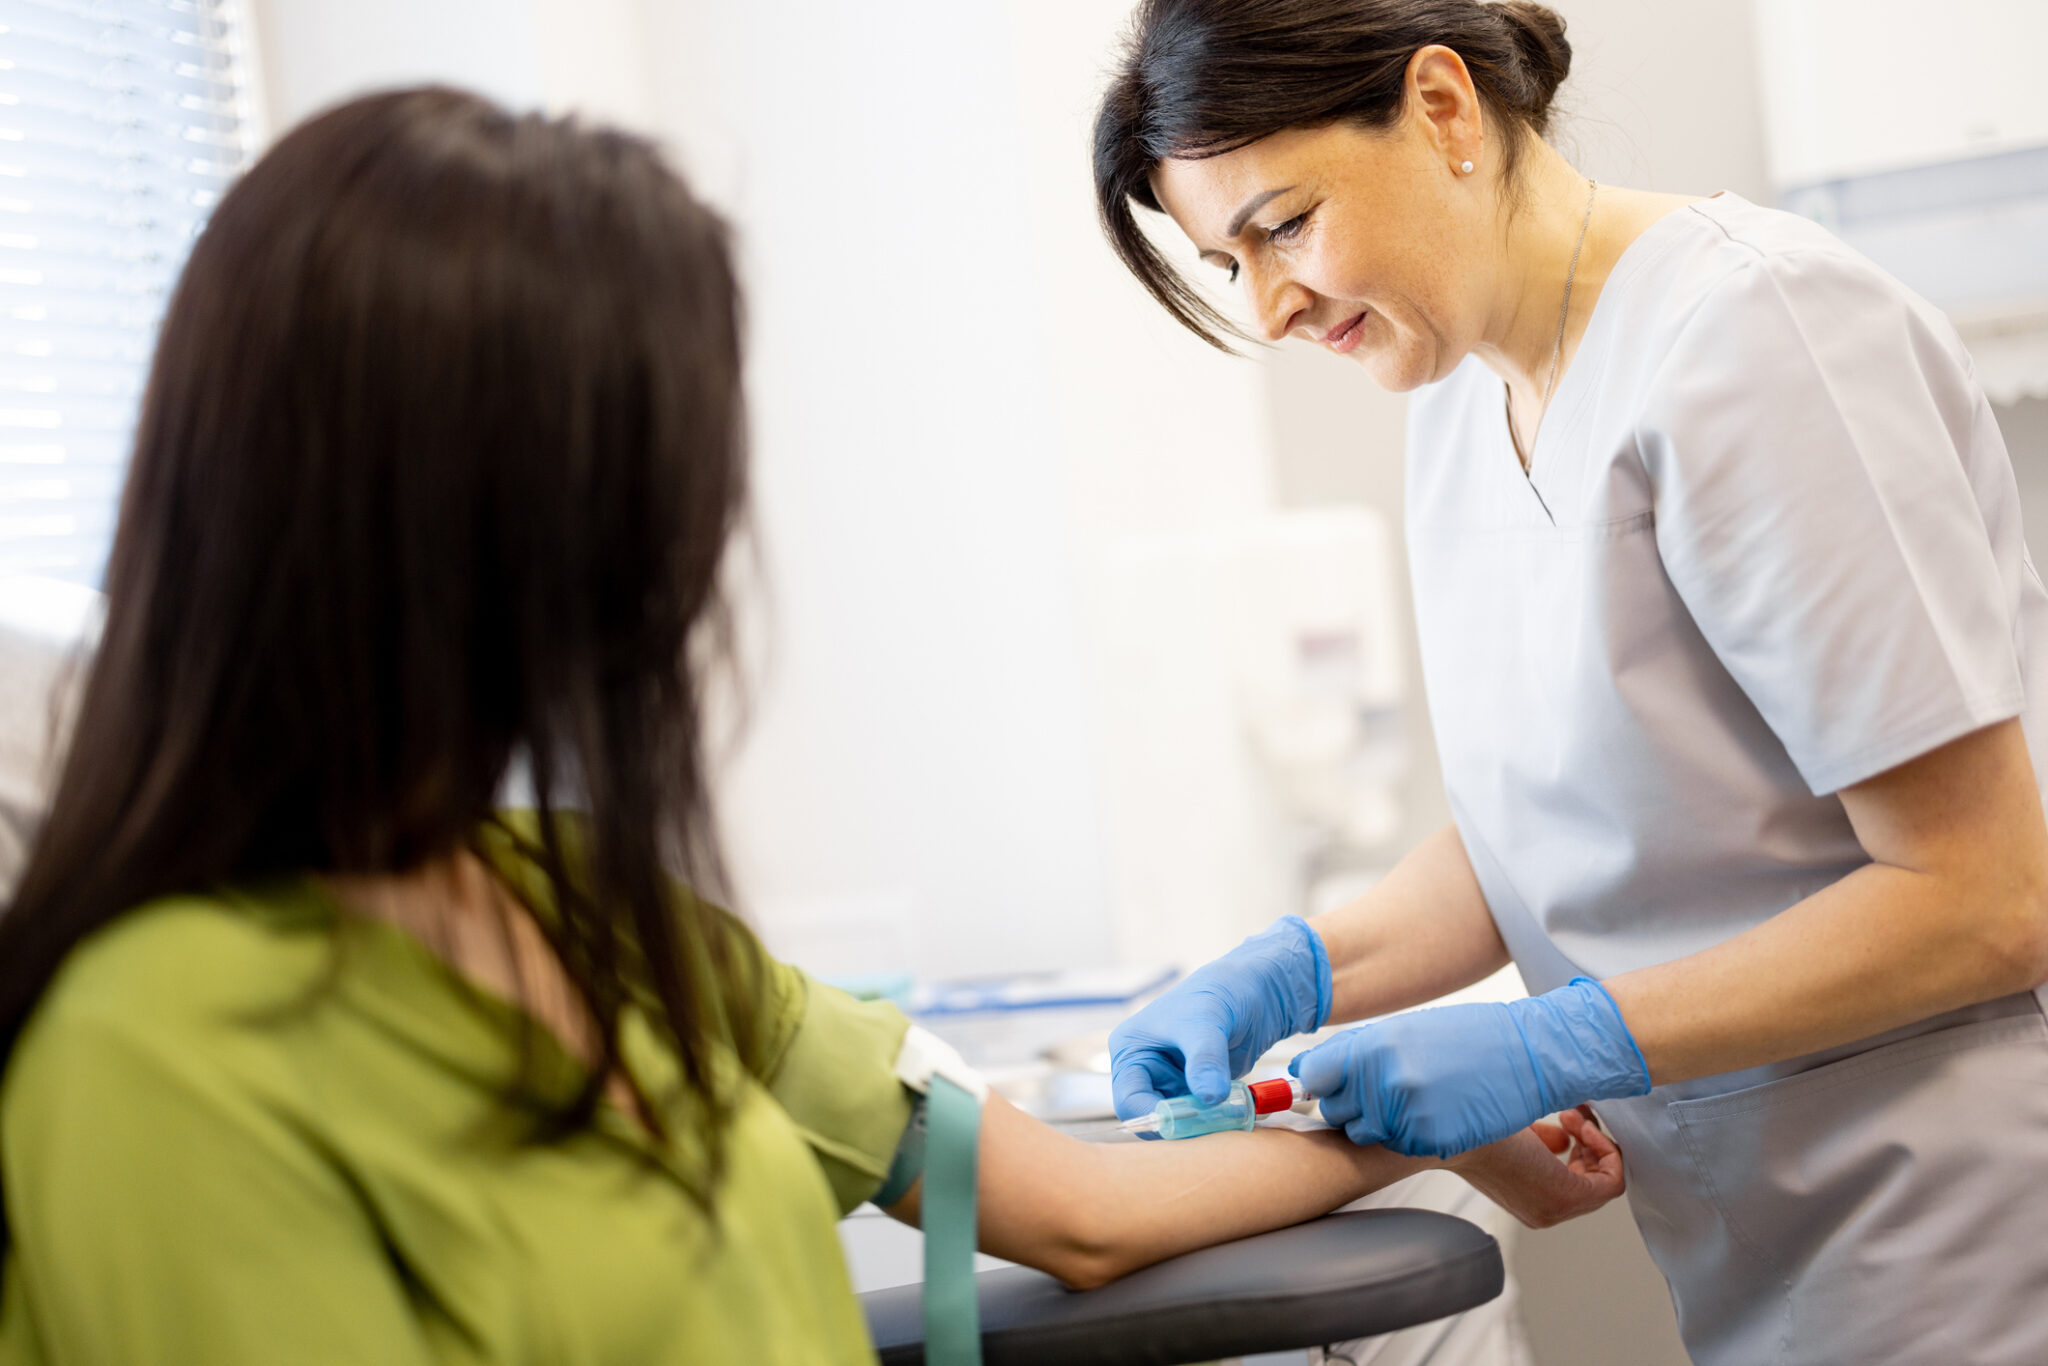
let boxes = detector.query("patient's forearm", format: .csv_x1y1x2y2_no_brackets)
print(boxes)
889,1095,1432,1290
1036,1121,1430,1287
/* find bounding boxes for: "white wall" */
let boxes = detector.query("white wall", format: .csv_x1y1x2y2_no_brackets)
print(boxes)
558,0,1290,979
249,0,1296,983
252,0,543,134
997,0,1294,969
625,1,1135,982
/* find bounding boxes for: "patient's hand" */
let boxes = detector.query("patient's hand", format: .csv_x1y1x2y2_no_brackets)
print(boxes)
1443,1106,1624,1229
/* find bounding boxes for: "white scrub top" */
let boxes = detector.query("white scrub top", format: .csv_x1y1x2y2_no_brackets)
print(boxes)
1407,193,2048,1365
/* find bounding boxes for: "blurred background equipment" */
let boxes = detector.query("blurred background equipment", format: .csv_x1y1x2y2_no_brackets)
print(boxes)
1094,507,1413,973
0,573,96,893
1754,0,2048,405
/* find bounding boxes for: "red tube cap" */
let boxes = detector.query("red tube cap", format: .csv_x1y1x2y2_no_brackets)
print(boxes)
1247,1077,1302,1115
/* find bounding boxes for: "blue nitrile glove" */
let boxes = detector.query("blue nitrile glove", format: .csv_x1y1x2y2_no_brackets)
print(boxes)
1110,915,1332,1121
1290,977,1650,1158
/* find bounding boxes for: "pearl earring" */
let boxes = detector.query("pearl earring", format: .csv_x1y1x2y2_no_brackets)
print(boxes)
1460,160,1475,174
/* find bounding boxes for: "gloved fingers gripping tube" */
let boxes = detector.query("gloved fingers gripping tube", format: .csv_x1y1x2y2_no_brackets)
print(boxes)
1108,914,1333,1119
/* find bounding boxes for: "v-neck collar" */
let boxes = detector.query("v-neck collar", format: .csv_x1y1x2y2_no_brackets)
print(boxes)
1496,193,1719,519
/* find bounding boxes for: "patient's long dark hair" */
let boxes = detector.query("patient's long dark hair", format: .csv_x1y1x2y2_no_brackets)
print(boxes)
0,88,754,1218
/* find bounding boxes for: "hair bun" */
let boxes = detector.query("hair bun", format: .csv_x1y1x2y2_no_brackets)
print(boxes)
1494,1,1571,121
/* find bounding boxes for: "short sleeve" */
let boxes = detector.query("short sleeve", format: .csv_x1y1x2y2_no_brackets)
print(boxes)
751,963,915,1215
0,1008,435,1366
1638,251,2023,795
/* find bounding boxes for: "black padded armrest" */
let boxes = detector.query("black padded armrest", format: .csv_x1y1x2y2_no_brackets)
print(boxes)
859,1207,1502,1366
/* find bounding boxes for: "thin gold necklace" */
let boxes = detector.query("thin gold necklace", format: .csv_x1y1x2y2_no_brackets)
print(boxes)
1515,176,1598,471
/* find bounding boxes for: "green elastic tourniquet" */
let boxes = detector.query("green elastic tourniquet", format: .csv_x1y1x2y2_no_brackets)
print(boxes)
873,1093,928,1209
922,1075,983,1366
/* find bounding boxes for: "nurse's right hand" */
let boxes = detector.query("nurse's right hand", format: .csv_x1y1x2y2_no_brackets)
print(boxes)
1109,915,1332,1120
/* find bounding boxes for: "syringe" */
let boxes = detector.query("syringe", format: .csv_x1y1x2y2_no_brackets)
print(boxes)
1119,1077,1310,1140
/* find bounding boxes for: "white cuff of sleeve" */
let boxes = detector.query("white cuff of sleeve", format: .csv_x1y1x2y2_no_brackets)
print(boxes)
892,1025,989,1105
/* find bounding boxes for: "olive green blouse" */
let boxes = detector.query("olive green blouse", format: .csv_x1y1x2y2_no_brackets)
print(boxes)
0,841,915,1364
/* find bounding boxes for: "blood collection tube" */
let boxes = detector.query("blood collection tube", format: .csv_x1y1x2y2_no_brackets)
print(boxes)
1119,1077,1310,1140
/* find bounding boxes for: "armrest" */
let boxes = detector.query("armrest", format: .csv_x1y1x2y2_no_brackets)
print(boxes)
859,1207,1503,1366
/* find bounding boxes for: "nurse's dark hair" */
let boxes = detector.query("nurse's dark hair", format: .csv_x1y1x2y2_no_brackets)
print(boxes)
1094,0,1571,350
0,89,758,1221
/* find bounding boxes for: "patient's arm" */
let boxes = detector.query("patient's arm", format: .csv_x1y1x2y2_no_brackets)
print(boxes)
888,1095,1425,1289
885,1096,1624,1290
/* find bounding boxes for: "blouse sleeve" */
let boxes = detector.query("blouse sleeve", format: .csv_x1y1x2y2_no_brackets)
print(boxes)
748,956,916,1216
1637,248,2024,796
0,1007,437,1366
702,909,915,1216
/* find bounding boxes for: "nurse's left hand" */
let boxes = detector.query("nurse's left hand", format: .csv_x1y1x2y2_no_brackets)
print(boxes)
1448,1108,1626,1229
1290,977,1652,1158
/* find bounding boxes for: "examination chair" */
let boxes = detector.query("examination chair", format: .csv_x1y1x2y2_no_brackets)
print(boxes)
859,1206,1503,1365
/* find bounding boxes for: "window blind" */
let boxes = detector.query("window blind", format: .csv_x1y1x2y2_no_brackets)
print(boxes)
0,0,253,586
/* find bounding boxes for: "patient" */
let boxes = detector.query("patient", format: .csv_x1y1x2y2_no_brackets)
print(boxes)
0,88,1619,1363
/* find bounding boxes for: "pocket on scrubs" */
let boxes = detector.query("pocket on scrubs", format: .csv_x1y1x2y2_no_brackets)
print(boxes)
1667,1007,2048,1365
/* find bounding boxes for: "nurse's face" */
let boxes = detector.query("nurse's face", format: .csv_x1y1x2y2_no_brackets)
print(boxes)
1150,80,1497,391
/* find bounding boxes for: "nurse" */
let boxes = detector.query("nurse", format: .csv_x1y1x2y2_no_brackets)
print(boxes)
1094,2,2048,1362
